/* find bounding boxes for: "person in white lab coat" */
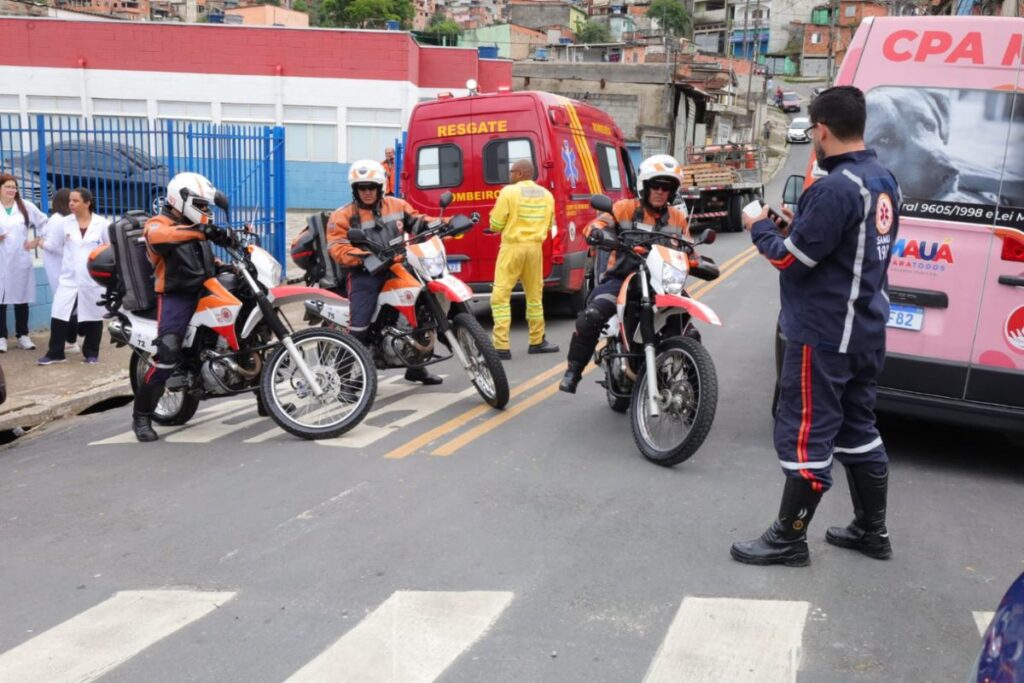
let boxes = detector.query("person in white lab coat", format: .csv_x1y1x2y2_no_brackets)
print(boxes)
35,188,110,365
0,173,48,353
37,189,79,353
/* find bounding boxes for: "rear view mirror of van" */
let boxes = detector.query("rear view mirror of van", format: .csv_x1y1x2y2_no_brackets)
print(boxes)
439,191,453,210
590,194,613,213
782,175,804,210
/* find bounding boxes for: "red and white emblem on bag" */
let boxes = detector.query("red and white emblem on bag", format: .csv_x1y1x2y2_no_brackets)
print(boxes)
876,193,894,236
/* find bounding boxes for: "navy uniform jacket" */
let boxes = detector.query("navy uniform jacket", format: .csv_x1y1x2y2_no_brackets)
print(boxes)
751,149,900,353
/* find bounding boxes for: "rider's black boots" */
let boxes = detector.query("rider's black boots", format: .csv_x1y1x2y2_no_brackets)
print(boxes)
132,383,165,443
559,362,585,394
405,366,443,385
826,463,892,559
559,335,592,394
730,478,823,567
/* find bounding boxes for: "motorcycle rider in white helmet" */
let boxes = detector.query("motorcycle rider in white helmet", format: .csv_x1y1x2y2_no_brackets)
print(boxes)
326,159,443,385
132,171,231,442
559,154,691,393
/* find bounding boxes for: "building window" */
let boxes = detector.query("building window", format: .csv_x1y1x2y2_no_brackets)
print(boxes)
483,138,535,185
416,144,462,189
0,95,18,112
641,133,668,159
284,105,337,162
93,98,147,117
157,100,212,120
346,108,402,164
811,33,822,44
27,95,81,114
597,143,622,191
221,103,275,123
844,4,856,15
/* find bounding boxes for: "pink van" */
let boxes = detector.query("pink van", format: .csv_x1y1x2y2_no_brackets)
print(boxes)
783,16,1024,430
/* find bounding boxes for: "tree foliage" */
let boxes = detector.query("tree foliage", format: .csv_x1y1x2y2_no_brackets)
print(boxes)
576,20,611,44
427,13,462,41
318,0,413,28
647,0,691,38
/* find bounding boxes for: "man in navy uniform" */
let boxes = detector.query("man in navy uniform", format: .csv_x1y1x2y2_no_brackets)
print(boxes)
732,86,901,567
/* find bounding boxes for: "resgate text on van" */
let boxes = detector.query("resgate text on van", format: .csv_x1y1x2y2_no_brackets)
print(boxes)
436,120,509,137
882,29,1024,66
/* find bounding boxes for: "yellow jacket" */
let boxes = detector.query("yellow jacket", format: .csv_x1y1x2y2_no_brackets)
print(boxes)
488,180,554,244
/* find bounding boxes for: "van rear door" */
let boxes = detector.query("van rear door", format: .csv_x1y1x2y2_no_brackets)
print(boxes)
964,81,1024,409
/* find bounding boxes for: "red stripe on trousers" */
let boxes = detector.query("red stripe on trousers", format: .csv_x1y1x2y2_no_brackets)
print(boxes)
797,344,821,490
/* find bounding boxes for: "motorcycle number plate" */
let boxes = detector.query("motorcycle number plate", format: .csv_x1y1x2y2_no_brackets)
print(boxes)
447,260,462,273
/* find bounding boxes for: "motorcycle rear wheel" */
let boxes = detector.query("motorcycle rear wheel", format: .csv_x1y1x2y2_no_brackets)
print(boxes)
129,350,199,426
260,328,376,440
630,336,718,467
452,312,509,409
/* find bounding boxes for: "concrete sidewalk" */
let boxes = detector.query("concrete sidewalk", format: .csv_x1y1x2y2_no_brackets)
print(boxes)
0,328,134,432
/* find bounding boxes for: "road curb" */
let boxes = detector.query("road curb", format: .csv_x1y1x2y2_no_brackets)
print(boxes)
0,371,132,432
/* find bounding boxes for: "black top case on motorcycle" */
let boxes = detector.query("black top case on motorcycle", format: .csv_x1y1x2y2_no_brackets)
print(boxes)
108,210,157,314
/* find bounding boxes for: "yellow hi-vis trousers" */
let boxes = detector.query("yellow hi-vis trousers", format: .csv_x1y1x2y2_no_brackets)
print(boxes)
491,241,545,350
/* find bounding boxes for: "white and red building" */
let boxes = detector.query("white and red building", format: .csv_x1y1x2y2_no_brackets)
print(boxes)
0,18,512,208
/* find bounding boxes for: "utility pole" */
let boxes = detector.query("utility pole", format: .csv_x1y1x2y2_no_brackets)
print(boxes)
746,0,761,143
824,0,837,85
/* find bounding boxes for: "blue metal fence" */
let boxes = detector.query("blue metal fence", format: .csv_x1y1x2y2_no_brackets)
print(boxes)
0,115,287,265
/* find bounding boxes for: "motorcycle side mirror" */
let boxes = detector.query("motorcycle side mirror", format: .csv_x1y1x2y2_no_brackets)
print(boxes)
348,228,368,245
697,229,716,246
448,214,473,236
214,191,230,222
590,194,613,213
439,191,453,210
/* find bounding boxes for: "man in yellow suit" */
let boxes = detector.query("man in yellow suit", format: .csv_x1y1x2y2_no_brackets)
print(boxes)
489,158,559,359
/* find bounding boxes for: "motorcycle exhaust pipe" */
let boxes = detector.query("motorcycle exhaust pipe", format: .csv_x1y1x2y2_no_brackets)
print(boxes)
221,353,263,380
108,318,130,346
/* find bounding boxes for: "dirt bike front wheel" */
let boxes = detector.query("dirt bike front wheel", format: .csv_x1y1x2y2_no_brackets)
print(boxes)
260,328,377,440
129,350,199,426
451,312,509,409
630,336,718,467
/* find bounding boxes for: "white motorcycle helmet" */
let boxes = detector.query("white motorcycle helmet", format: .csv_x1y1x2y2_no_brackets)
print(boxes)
637,154,684,203
166,172,218,225
348,159,386,203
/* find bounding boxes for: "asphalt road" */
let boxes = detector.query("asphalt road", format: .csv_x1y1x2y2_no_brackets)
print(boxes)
2,101,1023,683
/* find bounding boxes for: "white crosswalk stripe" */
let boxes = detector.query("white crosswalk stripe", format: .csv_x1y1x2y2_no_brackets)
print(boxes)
88,375,476,449
285,590,514,683
0,590,235,683
644,597,809,683
974,610,995,636
0,590,998,682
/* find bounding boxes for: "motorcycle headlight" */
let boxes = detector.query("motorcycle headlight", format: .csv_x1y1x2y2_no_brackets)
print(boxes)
661,262,687,295
422,253,446,278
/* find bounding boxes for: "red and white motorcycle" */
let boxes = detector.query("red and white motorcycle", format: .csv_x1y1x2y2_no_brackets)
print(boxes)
587,193,722,466
297,192,509,409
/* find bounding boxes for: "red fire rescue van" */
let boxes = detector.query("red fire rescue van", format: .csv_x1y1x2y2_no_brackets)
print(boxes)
400,90,636,313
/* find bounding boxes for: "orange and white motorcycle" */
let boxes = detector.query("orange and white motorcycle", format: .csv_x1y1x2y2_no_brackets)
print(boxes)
89,196,376,440
298,192,510,409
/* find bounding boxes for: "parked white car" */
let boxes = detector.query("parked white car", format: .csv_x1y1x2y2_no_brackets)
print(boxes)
786,117,811,143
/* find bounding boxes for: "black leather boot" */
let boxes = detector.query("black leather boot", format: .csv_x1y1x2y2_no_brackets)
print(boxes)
131,383,165,443
559,335,592,394
559,362,585,394
731,478,823,567
826,463,892,559
405,366,443,385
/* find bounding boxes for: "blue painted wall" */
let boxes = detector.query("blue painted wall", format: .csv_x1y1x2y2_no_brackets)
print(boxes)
287,161,351,210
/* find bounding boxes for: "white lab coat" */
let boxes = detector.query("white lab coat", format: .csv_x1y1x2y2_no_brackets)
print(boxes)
50,213,111,322
40,213,69,295
0,199,47,304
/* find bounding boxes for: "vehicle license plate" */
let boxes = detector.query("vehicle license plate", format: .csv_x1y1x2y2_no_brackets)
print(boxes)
447,260,462,273
887,304,924,331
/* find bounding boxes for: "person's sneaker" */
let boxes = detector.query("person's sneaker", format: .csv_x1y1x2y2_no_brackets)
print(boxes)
0,338,7,353
528,338,560,354
65,342,81,354
16,335,35,350
83,356,99,364
495,349,511,361
37,355,66,366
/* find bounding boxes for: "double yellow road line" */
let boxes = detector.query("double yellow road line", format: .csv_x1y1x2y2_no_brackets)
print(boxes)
384,244,760,460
